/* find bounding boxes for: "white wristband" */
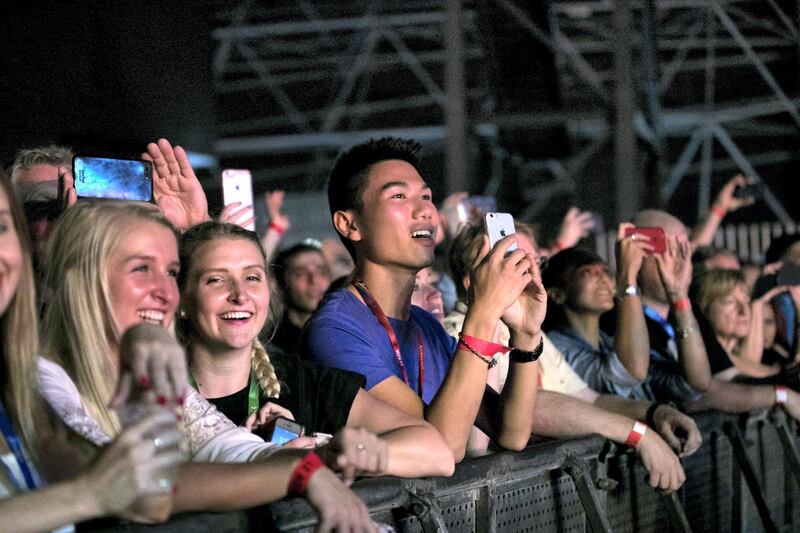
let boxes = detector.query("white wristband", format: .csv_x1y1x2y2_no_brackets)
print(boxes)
775,385,788,405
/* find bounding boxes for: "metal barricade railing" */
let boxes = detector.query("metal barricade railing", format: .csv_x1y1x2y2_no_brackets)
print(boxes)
264,409,800,533
79,408,800,532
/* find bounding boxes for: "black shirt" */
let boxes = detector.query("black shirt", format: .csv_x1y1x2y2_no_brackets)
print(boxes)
206,353,365,433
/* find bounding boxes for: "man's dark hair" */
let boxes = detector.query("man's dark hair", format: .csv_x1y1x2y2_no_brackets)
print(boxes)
272,242,324,291
327,137,422,259
541,247,606,291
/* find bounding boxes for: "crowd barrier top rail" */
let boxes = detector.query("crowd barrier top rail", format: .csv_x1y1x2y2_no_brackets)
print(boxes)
78,407,800,532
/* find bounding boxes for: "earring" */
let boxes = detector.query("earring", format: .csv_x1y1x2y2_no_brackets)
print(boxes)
179,309,187,319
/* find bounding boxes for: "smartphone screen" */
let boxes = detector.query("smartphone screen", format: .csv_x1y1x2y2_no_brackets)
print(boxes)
624,226,666,255
221,169,255,231
73,156,153,202
776,264,800,287
270,426,301,445
484,212,518,252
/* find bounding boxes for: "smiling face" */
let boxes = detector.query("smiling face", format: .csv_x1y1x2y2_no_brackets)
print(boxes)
106,219,180,337
0,187,22,317
707,283,751,341
184,237,270,354
566,263,616,314
345,159,439,273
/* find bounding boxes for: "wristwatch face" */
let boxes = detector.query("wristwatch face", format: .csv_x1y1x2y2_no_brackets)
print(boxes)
617,285,639,298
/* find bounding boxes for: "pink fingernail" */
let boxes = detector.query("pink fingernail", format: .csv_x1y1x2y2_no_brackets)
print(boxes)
137,376,151,389
157,395,167,406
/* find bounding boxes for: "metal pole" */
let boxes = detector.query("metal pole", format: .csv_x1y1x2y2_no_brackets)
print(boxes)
640,0,666,205
613,0,639,221
444,0,467,193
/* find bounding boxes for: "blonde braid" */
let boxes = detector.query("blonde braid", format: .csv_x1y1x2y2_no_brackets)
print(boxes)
250,339,281,398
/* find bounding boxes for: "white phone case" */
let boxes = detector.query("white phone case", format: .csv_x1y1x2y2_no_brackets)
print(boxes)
221,169,255,231
484,212,518,252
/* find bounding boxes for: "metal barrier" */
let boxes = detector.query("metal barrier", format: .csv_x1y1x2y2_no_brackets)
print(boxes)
79,408,800,532
264,408,800,532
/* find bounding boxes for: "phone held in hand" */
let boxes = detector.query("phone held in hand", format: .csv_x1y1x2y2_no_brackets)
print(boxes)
221,169,255,231
733,182,764,200
624,226,666,255
258,416,303,445
484,212,518,253
72,155,153,202
776,264,800,287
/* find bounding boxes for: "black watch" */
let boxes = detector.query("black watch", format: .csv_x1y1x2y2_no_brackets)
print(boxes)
510,336,544,363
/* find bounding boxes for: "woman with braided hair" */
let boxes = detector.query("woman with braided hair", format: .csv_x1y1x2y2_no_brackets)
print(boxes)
178,221,455,474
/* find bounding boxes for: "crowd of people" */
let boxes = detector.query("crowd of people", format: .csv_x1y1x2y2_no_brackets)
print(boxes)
1,136,798,531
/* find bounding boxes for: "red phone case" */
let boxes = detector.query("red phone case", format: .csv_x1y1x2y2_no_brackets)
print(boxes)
624,227,666,255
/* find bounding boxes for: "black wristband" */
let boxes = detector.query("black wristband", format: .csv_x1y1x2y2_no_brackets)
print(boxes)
509,336,544,363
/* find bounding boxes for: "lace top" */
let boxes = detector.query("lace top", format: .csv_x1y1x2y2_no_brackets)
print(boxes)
36,357,278,463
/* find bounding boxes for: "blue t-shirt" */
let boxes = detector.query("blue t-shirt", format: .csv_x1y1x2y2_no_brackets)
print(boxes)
301,289,457,405
547,325,651,400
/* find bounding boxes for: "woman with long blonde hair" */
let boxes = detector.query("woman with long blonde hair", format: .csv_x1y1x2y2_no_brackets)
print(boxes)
34,199,437,530
0,172,184,531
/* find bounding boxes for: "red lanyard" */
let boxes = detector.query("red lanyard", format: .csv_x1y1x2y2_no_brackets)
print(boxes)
351,277,425,398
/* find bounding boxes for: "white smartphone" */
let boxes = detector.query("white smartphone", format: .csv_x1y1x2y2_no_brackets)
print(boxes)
484,212,518,252
221,169,255,231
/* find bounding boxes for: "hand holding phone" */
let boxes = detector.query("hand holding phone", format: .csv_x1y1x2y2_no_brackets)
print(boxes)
624,226,666,255
255,416,303,445
484,212,518,253
222,169,255,231
733,182,764,200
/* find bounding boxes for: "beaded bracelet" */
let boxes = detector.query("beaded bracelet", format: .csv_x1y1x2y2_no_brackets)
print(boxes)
457,336,498,368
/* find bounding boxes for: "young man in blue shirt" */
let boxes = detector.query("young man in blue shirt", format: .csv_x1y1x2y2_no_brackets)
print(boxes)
303,137,544,461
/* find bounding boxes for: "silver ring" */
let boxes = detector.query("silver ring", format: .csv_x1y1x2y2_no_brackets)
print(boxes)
630,234,638,241
152,436,163,449
356,443,366,452
157,478,172,491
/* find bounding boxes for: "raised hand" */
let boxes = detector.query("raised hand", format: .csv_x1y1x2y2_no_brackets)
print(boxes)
264,190,290,234
218,202,255,230
111,323,187,408
616,223,651,286
654,234,692,302
144,138,210,232
554,207,596,250
469,234,534,324
715,174,756,213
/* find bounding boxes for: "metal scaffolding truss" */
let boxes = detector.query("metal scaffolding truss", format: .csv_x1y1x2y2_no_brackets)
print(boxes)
210,0,490,188
541,0,800,223
210,0,800,224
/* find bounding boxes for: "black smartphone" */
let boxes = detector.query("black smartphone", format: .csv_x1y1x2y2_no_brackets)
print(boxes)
72,155,153,202
733,182,764,199
776,264,800,287
258,416,303,445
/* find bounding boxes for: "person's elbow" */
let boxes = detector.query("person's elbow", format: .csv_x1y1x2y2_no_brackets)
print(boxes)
496,426,532,452
688,373,711,392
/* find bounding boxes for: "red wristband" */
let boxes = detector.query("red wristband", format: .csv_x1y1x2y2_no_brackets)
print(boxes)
671,297,692,313
268,222,286,236
625,421,648,448
287,451,324,496
458,334,510,356
711,204,726,218
552,240,566,252
775,385,788,405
